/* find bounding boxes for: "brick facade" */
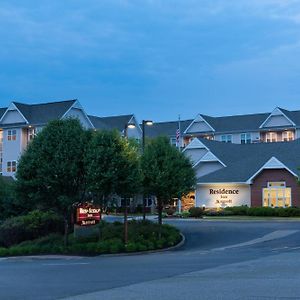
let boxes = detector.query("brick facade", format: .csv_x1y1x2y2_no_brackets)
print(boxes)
251,169,300,207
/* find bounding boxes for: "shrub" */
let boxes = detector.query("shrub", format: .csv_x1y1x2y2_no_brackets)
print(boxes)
0,210,64,247
189,207,203,218
224,205,249,215
181,211,190,218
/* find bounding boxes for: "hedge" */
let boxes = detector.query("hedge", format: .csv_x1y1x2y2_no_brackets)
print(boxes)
0,210,64,247
223,206,300,217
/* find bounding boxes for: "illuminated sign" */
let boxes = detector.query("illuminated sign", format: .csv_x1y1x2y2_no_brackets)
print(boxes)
76,204,101,226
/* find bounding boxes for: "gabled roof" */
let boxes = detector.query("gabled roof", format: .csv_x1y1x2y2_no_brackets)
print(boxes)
199,112,269,133
197,139,300,184
89,114,134,131
145,119,193,138
259,107,296,128
0,107,8,119
12,100,77,125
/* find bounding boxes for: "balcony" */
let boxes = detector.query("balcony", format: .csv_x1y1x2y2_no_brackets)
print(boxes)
260,130,295,143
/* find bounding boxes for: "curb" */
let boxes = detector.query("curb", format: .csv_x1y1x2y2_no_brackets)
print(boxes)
0,233,186,261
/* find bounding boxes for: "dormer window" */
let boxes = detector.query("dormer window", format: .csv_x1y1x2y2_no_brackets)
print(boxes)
282,131,294,142
266,132,277,143
7,130,16,141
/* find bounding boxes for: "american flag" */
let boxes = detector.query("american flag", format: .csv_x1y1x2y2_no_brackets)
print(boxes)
176,115,181,148
176,128,180,147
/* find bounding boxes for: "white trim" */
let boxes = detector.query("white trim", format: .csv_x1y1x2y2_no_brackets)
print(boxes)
184,114,215,134
197,182,248,185
246,156,298,184
61,100,95,129
0,102,29,124
259,107,295,128
182,137,209,153
128,115,142,134
193,151,226,168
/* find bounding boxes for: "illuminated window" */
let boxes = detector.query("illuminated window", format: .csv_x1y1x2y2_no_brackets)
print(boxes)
7,161,17,173
7,130,17,141
221,135,232,143
265,132,277,143
282,131,294,142
241,133,251,144
263,182,291,207
28,128,36,141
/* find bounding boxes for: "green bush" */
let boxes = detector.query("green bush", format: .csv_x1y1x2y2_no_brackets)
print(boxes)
0,210,64,247
189,207,203,218
224,205,249,215
0,220,181,257
181,211,190,218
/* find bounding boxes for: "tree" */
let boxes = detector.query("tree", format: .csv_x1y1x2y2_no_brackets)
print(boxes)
141,136,196,231
0,177,17,220
85,130,141,243
16,119,87,246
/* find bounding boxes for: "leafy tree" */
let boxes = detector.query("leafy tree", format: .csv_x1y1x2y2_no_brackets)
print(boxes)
0,177,17,220
141,136,196,231
16,119,88,245
85,130,141,242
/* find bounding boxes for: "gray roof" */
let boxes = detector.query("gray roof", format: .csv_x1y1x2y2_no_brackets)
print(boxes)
197,138,300,183
184,107,300,135
200,113,269,133
0,107,7,119
89,114,134,131
145,119,193,138
11,100,76,125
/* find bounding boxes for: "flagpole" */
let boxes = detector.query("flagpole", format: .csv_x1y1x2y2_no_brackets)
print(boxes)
177,114,182,213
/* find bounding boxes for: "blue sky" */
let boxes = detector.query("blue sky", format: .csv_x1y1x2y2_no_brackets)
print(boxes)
1,1,300,121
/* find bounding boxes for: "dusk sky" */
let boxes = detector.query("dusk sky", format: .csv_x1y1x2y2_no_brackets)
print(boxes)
1,1,300,121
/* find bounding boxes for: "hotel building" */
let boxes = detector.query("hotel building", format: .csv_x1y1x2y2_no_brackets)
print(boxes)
1,99,300,210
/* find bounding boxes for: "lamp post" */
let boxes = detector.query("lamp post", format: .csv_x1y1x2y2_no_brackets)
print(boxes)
123,122,136,245
141,120,153,220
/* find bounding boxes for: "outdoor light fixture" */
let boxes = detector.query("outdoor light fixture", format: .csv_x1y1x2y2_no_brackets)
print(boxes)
141,119,154,221
144,120,153,126
127,123,136,129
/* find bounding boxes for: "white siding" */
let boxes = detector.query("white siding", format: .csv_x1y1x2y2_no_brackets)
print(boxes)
2,128,23,176
1,110,26,124
184,148,208,165
262,115,293,128
63,108,93,129
186,121,212,133
196,184,251,208
194,161,223,178
215,132,261,144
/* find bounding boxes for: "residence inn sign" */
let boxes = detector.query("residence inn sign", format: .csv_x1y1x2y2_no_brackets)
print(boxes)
196,184,251,208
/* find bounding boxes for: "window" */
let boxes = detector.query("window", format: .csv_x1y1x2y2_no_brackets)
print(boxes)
145,196,154,207
170,137,177,146
282,131,294,142
263,182,291,207
7,130,17,141
7,161,17,173
241,133,251,144
28,128,36,141
221,135,232,143
266,132,277,143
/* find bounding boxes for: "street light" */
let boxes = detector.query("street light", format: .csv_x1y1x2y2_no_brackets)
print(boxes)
141,120,153,220
123,122,136,245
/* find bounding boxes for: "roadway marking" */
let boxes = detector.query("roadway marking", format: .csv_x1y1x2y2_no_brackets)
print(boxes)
212,230,298,251
182,230,298,255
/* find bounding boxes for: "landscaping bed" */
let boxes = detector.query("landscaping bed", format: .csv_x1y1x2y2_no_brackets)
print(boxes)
163,206,300,218
0,219,181,257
